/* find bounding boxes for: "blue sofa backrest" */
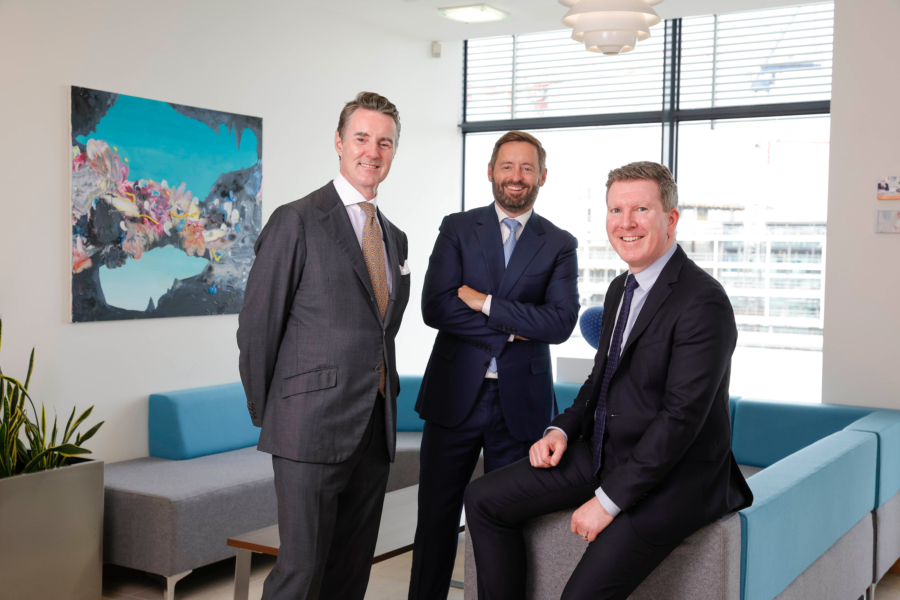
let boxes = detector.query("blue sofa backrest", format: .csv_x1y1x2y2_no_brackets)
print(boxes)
555,382,581,413
397,375,424,432
739,430,877,600
149,383,260,460
846,409,900,508
395,375,586,431
732,399,874,468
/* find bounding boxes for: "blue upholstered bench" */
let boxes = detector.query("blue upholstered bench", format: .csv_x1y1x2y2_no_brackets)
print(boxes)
847,410,900,596
465,398,900,600
103,376,584,595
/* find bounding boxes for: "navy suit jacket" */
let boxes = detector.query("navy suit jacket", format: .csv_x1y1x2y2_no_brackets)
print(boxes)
416,204,580,441
551,245,752,544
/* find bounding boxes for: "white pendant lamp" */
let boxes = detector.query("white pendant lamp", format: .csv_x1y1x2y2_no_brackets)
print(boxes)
559,0,663,55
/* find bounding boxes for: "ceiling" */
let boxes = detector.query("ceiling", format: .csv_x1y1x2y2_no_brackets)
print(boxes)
305,0,825,43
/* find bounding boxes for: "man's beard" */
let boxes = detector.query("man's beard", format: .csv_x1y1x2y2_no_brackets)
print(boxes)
492,178,539,214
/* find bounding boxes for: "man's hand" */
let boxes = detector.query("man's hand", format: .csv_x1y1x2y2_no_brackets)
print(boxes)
458,285,488,312
529,429,567,468
570,496,614,543
514,335,529,341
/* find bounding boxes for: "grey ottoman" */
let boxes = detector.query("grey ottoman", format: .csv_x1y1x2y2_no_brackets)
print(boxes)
465,510,741,600
104,446,277,587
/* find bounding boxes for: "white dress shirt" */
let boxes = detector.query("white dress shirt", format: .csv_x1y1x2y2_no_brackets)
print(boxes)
480,203,533,379
333,173,393,293
549,241,679,517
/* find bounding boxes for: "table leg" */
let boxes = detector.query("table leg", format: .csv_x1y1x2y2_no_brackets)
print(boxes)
233,549,252,600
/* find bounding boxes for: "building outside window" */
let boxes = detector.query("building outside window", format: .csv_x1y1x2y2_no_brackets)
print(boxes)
462,2,833,402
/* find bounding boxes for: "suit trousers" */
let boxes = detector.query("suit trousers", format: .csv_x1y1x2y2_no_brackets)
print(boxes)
409,379,533,600
464,440,679,600
261,395,390,600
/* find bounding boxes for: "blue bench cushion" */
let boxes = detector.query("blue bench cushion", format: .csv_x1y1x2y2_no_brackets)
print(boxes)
738,430,877,600
728,396,740,434
554,382,581,413
732,400,874,468
149,383,260,460
846,409,900,508
397,375,424,432
396,376,586,431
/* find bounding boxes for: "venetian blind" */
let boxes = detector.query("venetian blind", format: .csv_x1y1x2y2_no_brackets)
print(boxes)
679,3,834,109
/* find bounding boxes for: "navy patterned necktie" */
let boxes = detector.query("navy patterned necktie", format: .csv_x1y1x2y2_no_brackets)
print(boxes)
592,274,640,475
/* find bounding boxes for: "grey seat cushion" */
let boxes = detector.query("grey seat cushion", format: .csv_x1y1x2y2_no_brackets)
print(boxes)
876,490,900,582
104,446,277,577
739,464,764,479
465,511,741,600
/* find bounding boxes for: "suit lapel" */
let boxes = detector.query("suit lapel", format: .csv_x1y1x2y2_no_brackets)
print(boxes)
473,205,505,295
379,208,402,328
592,275,624,381
620,245,687,356
315,183,381,323
497,213,546,298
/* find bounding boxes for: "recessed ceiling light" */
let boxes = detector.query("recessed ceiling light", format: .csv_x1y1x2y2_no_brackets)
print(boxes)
438,5,509,23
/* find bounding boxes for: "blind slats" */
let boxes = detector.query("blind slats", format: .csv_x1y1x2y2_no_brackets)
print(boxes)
465,2,832,122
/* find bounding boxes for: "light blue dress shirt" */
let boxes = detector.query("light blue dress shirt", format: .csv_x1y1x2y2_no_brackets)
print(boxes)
549,241,678,517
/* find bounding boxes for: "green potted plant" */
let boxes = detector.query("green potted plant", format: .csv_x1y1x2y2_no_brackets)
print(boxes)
0,319,105,600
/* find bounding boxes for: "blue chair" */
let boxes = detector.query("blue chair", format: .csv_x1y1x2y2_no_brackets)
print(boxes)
579,305,604,349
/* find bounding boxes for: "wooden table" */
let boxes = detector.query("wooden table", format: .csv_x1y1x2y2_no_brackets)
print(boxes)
227,485,464,600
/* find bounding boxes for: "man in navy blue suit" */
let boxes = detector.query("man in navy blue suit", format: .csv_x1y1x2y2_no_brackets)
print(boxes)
408,131,580,599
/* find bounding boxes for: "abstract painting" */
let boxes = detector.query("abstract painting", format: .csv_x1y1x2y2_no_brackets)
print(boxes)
70,86,262,322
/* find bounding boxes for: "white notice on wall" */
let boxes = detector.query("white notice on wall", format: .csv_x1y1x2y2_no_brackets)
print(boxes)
875,210,900,233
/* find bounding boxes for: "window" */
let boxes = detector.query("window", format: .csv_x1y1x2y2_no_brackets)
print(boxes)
462,2,833,402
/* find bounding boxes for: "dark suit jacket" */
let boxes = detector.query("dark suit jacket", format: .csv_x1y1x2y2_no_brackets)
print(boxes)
237,182,410,464
551,244,752,544
416,204,580,441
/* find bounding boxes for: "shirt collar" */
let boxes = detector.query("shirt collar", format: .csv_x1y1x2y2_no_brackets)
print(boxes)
333,172,378,209
493,202,532,230
631,241,678,291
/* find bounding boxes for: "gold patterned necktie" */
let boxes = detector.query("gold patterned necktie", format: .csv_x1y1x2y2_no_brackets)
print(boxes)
359,202,389,396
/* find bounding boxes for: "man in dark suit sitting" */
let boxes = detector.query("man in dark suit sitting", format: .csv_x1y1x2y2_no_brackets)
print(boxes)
408,131,580,599
464,161,753,600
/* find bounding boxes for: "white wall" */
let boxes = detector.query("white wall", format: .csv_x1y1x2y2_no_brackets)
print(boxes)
0,0,462,462
821,0,900,408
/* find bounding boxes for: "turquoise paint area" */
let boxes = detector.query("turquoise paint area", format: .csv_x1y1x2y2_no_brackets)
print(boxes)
99,246,209,311
76,93,258,200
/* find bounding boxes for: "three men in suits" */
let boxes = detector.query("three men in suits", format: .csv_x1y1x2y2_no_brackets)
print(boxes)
237,92,410,600
409,131,581,599
465,161,753,600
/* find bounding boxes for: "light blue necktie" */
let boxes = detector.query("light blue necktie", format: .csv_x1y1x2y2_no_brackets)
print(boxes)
489,218,520,374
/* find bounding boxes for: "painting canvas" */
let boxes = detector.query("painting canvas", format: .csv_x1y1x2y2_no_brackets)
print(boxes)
70,86,262,322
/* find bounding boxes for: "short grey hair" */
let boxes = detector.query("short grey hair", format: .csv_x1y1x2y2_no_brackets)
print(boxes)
336,91,401,146
606,161,678,211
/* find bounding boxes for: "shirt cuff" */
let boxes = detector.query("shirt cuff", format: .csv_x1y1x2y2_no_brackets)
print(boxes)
595,486,621,517
482,294,492,316
544,426,568,441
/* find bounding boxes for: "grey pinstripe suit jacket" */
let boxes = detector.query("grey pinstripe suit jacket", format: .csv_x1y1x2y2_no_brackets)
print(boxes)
237,181,410,463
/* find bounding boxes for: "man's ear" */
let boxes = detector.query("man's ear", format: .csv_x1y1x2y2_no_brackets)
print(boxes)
487,163,494,183
539,168,548,187
334,130,343,158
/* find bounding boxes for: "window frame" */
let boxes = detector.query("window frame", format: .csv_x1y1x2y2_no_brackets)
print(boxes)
458,13,831,210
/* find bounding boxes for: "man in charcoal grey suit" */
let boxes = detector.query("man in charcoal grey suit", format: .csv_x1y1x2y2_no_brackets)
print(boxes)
237,92,410,600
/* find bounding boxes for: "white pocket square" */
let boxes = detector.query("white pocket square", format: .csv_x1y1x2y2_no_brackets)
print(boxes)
400,260,410,275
